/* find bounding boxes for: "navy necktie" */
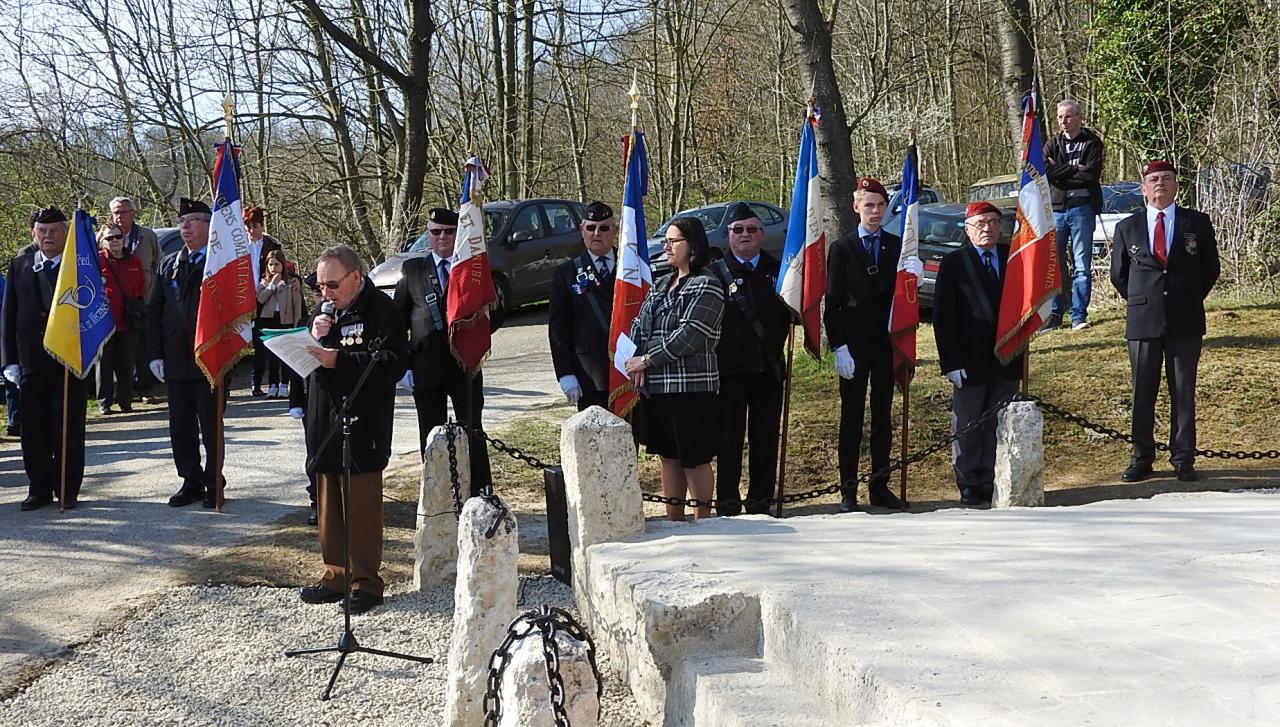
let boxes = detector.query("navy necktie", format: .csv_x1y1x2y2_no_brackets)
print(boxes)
983,250,998,282
190,251,204,267
862,236,878,265
439,260,451,289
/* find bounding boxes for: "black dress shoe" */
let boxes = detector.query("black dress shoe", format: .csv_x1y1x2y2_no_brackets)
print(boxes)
202,494,218,509
1121,464,1153,482
1175,465,1199,482
716,500,743,517
168,489,204,507
20,495,53,511
61,496,79,510
251,387,267,397
299,584,345,604
307,505,318,526
348,590,384,615
837,491,860,513
959,487,983,506
5,424,20,437
868,483,904,509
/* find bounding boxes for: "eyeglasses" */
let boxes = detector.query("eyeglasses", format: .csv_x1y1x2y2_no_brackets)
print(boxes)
316,271,353,290
966,219,1001,229
728,225,762,235
427,228,457,236
662,237,687,247
584,224,613,233
104,234,124,241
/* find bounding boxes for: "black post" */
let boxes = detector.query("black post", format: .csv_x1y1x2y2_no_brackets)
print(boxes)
543,466,572,585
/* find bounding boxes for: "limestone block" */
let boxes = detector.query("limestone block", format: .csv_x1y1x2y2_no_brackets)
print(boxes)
560,406,644,602
445,495,519,727
496,626,600,727
993,400,1045,508
413,424,470,591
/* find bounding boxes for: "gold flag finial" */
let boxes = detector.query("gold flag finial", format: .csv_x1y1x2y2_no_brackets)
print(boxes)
222,94,235,139
628,70,641,130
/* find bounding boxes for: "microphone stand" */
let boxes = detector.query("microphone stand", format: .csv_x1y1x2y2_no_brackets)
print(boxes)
285,338,432,700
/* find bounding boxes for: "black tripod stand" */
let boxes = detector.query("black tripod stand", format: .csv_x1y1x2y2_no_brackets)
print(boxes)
284,344,432,700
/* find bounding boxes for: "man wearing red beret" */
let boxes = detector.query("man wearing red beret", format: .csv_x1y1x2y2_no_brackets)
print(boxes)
932,201,1024,506
1109,161,1219,483
824,177,922,512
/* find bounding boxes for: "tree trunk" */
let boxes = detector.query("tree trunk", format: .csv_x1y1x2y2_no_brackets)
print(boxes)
503,0,519,195
998,0,1036,157
784,0,856,239
521,0,535,197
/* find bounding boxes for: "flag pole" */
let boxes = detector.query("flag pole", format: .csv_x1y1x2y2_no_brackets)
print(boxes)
898,129,920,509
773,326,796,518
60,369,69,511
214,92,235,513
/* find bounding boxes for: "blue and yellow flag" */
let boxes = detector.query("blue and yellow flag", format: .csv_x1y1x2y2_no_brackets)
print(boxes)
43,209,115,378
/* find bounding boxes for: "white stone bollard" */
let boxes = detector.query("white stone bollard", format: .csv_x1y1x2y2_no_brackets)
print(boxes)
413,424,471,591
560,406,644,603
993,400,1045,508
445,495,519,727
495,613,600,727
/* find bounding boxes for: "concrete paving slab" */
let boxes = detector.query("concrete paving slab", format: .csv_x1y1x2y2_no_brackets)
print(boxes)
583,490,1280,725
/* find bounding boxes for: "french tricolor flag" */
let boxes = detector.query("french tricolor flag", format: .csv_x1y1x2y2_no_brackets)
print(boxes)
195,139,255,385
448,156,497,373
607,129,651,417
889,144,921,389
776,109,826,360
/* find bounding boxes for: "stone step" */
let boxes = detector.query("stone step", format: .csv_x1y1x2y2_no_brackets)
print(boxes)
676,655,840,727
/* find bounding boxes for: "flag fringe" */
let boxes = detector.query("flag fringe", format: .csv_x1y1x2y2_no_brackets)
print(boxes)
195,311,255,386
448,309,492,370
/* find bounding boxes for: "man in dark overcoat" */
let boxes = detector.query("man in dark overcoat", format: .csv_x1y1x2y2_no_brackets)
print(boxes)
548,201,617,412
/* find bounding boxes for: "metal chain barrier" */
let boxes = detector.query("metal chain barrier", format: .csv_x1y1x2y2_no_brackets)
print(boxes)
642,394,1022,511
483,606,603,727
480,493,517,539
444,422,465,519
1022,393,1280,461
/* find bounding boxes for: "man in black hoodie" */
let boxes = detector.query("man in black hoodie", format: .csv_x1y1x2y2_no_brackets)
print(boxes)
1043,98,1105,332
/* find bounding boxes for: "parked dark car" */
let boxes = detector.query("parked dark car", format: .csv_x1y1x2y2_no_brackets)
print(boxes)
154,227,183,257
1093,182,1143,258
887,185,945,217
883,200,1016,309
369,198,588,324
648,200,788,276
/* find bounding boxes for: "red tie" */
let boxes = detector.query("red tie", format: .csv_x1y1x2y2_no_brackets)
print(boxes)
1153,211,1167,267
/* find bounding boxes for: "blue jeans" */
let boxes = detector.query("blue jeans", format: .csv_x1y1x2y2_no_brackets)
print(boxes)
1050,204,1096,324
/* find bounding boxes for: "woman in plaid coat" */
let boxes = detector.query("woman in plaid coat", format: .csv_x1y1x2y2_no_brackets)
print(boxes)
625,217,726,521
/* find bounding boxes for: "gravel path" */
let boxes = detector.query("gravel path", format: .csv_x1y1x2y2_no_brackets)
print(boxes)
0,576,641,725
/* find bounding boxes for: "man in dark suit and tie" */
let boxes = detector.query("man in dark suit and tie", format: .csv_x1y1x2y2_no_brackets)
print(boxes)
1110,160,1220,483
932,201,1024,506
394,207,493,495
710,202,790,515
2,207,88,510
548,201,617,412
825,178,921,512
147,197,225,508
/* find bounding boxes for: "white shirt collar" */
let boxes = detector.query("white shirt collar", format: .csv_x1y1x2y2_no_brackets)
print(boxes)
35,251,62,267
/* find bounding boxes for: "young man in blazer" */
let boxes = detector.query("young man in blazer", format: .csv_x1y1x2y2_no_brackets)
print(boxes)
1109,160,1220,483
547,201,617,412
932,201,1024,506
824,178,922,512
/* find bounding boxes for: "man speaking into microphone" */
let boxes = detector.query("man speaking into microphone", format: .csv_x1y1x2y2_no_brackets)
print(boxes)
298,245,407,615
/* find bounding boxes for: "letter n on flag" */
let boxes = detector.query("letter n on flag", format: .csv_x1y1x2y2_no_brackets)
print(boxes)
608,129,651,417
776,110,825,359
195,138,256,386
995,90,1061,364
448,156,497,373
889,144,920,390
43,209,115,378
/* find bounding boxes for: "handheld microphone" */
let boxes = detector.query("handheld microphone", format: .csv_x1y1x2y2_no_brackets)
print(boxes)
319,301,335,319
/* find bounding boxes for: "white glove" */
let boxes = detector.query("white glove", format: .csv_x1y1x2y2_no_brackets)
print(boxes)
833,345,856,380
2,365,18,385
903,255,925,286
558,375,582,405
398,370,414,390
149,359,165,383
288,407,304,420
946,369,967,389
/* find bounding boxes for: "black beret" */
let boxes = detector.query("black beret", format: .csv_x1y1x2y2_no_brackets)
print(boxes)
724,202,759,223
584,201,614,221
179,197,212,217
30,206,68,225
427,207,459,226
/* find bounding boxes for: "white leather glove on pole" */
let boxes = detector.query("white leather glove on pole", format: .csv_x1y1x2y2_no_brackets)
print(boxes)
903,255,925,286
398,370,414,390
833,345,856,380
149,359,165,384
2,365,19,385
946,369,967,389
558,375,582,405
288,407,304,420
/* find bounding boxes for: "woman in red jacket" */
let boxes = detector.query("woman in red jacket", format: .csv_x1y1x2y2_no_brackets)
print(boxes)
97,223,146,415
